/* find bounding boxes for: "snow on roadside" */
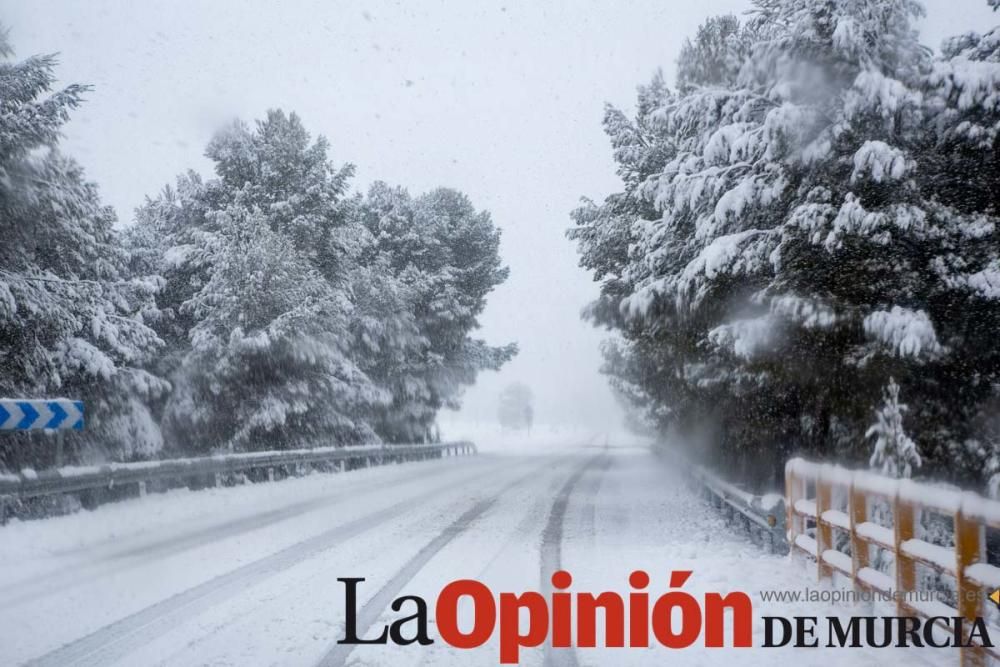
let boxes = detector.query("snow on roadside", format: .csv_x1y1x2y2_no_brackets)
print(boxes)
0,456,527,665
0,456,477,580
567,452,951,667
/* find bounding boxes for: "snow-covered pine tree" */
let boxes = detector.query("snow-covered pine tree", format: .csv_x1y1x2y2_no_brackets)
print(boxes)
867,378,921,478
916,13,1000,482
347,249,428,442
130,110,358,365
165,207,386,450
571,0,1000,489
130,111,385,453
126,173,218,382
355,183,517,442
0,28,166,470
132,110,514,451
204,111,357,281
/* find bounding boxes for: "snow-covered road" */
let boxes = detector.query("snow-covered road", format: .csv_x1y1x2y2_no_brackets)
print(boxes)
0,447,953,666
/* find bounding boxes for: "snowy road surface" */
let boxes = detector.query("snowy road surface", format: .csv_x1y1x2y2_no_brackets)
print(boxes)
0,447,951,666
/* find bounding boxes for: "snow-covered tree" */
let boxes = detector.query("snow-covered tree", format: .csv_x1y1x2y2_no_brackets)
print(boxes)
355,183,517,442
164,207,385,450
867,378,921,478
130,111,384,452
571,0,1000,488
0,29,166,470
131,111,515,452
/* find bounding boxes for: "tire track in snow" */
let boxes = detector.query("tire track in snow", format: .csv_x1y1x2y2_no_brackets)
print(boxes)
314,457,569,667
23,459,529,667
578,454,612,549
155,456,572,667
541,453,608,667
404,457,580,667
469,464,566,583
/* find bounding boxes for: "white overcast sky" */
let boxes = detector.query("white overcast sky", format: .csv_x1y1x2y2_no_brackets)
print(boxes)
1,0,995,433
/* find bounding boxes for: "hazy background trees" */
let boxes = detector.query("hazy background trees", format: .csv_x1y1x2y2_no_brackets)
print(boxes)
498,382,534,432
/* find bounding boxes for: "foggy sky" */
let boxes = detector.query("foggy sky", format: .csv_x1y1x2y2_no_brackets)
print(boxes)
1,0,994,432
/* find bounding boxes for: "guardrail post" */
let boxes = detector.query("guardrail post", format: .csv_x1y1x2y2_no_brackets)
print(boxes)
55,431,65,469
892,490,916,616
816,470,833,580
214,473,222,488
137,481,147,498
848,480,868,590
267,467,275,482
956,497,986,667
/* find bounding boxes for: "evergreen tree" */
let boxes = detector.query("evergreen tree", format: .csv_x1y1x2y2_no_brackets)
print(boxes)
165,207,385,450
867,378,921,478
572,0,1000,489
131,111,515,452
130,111,383,453
0,29,166,469
356,183,517,442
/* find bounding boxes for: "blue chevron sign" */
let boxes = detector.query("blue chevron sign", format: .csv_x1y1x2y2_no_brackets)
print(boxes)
0,399,84,431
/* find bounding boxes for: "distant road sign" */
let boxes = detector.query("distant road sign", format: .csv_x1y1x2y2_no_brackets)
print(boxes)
0,399,84,431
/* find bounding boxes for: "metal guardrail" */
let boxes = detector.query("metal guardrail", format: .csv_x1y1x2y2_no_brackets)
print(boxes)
0,441,476,523
690,463,789,555
655,446,788,554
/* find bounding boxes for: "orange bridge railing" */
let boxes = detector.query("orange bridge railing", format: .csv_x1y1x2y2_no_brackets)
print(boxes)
786,458,1000,666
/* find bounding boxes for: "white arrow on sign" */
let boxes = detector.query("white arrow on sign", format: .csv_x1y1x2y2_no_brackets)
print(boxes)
0,399,84,430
